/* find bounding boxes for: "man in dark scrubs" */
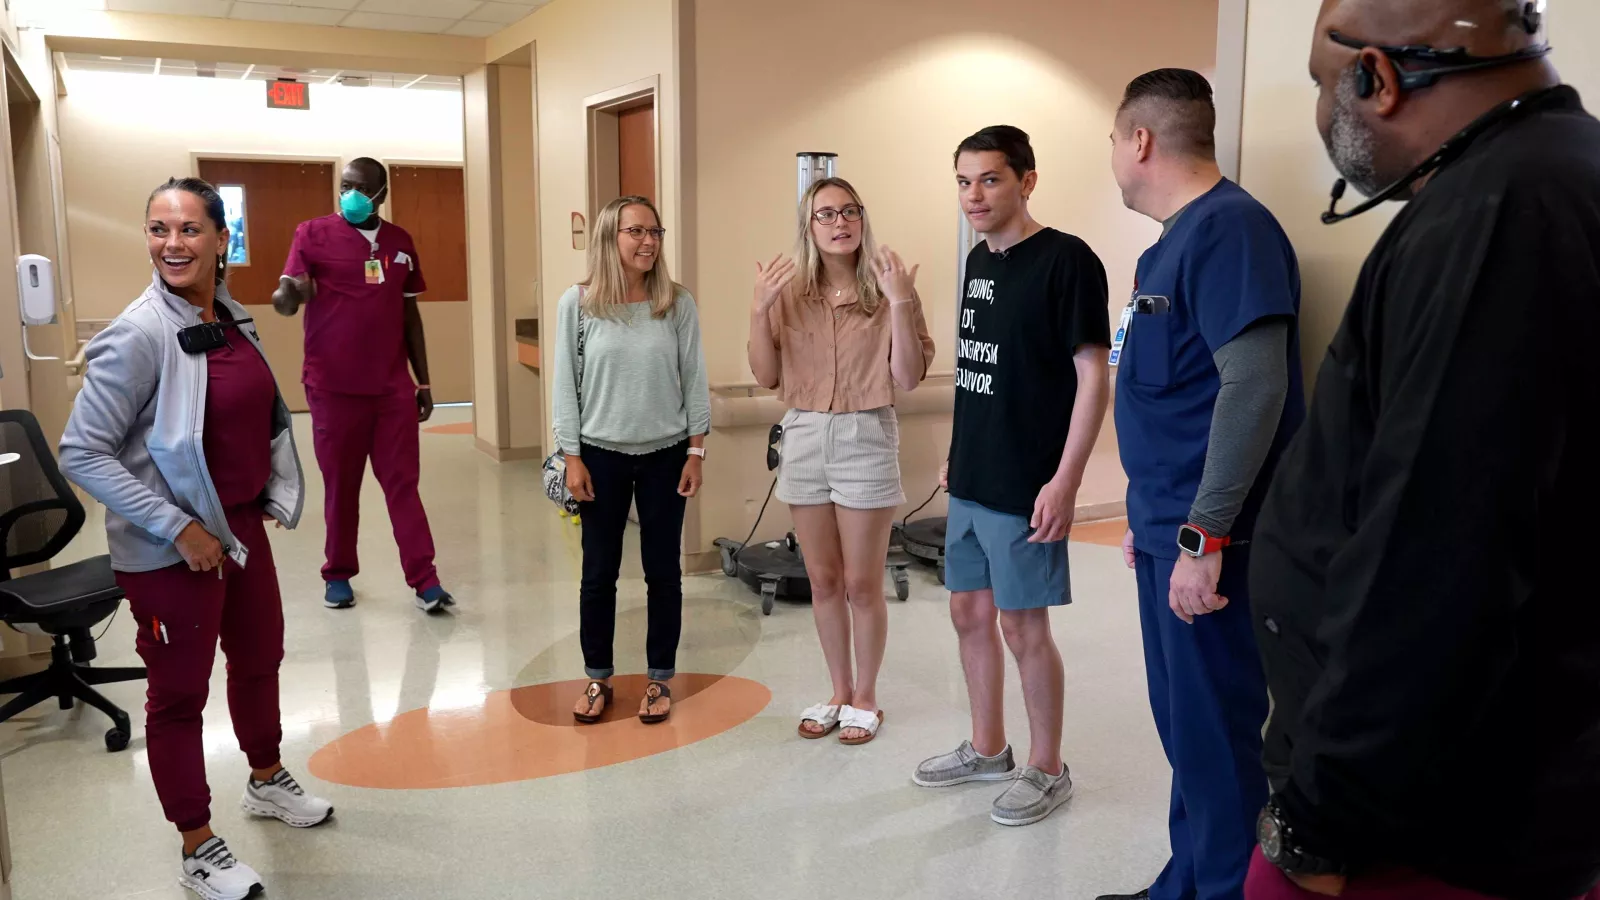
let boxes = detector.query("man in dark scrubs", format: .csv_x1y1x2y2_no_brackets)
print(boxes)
1247,2,1600,898
274,158,455,614
1097,69,1305,900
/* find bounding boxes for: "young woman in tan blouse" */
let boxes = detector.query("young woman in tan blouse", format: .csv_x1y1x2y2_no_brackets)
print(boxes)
748,177,936,745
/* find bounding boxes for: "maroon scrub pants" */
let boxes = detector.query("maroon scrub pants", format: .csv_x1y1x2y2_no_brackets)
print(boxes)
1246,847,1600,900
305,387,439,593
116,508,284,833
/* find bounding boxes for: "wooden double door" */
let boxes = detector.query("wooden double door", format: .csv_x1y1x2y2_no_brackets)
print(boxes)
196,159,470,412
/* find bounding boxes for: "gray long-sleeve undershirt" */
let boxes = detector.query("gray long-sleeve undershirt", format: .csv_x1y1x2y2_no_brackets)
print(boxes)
1187,318,1291,537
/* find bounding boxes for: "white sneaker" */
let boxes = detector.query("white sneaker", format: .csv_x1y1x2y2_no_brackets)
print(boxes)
240,768,334,828
180,837,263,900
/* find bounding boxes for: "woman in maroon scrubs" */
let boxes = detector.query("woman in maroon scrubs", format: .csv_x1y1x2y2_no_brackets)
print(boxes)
60,179,331,900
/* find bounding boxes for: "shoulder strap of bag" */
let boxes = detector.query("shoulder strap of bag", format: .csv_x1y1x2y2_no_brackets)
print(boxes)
575,286,585,406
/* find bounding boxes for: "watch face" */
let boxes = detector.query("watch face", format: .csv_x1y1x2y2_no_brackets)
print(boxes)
1257,808,1284,862
1178,526,1205,555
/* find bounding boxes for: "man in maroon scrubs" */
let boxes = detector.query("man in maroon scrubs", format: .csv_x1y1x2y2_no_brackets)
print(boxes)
273,157,454,613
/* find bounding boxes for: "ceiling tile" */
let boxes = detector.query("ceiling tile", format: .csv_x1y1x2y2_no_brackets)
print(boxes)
107,0,233,16
465,1,530,24
230,2,347,24
338,11,454,33
243,0,361,7
354,0,480,17
445,19,502,36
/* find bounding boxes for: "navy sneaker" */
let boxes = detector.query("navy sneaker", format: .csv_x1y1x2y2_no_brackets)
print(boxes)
416,585,455,613
324,580,355,610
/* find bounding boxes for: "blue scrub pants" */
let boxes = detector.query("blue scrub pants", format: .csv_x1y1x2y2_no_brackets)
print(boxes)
1135,546,1269,900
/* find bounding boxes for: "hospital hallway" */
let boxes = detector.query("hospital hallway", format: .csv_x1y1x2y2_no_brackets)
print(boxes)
0,407,1172,900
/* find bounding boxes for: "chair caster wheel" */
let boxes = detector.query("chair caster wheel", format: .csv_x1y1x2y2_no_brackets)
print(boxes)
105,727,130,753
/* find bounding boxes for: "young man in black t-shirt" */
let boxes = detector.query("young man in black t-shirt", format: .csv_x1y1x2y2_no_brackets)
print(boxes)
912,126,1111,828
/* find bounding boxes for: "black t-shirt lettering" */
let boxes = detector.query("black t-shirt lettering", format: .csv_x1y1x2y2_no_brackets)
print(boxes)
948,228,1111,516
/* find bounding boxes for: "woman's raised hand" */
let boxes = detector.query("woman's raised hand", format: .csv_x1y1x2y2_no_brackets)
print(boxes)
874,246,919,304
754,255,797,315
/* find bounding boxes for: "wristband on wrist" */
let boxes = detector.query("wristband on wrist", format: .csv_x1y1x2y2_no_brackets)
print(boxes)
415,384,431,391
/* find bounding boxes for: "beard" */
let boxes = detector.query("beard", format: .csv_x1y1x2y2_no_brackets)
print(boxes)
1324,68,1385,198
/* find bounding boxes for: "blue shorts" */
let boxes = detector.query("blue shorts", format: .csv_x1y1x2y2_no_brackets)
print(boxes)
944,496,1072,610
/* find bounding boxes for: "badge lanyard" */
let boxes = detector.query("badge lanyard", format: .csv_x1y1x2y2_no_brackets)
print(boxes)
1109,290,1135,367
364,237,385,285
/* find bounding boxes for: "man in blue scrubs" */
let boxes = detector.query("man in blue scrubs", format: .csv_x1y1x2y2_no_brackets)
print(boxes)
1096,70,1305,900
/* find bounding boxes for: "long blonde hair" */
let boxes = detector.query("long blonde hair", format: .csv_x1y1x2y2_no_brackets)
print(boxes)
795,177,884,315
580,195,679,320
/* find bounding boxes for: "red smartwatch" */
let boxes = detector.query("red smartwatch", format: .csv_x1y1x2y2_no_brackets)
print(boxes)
1177,523,1231,558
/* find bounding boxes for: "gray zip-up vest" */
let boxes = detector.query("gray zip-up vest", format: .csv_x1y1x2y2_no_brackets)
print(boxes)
59,274,305,572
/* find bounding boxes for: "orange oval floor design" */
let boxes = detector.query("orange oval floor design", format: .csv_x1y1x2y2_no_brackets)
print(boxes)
308,673,771,790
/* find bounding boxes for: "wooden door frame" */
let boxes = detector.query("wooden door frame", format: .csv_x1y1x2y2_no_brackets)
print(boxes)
583,75,659,223
190,153,340,271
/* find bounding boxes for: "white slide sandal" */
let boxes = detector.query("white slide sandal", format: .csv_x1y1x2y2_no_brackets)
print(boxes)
838,705,885,746
798,703,842,739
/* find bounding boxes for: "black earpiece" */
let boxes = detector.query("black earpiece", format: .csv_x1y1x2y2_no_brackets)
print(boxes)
1522,2,1542,35
1356,60,1376,99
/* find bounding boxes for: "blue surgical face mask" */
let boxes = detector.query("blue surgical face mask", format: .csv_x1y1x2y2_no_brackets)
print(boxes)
340,189,375,225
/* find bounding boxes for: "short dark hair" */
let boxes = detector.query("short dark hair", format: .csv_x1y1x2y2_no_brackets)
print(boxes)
348,156,389,188
1117,68,1217,160
954,125,1036,179
146,177,229,285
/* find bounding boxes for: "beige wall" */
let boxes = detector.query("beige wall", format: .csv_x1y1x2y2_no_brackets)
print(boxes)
1239,2,1600,380
55,69,470,409
462,62,543,458
464,66,503,449
497,65,542,451
680,0,1217,557
0,25,72,432
466,0,678,461
494,0,682,392
1237,2,1396,379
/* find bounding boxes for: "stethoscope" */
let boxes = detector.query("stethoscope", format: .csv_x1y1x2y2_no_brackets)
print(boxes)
1320,8,1553,225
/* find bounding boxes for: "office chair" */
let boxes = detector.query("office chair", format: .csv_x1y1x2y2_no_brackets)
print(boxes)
0,409,145,752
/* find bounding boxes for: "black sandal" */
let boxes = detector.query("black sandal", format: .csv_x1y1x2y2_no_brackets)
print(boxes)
573,681,612,724
640,681,672,725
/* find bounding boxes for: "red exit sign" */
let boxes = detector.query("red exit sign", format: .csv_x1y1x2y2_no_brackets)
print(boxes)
266,80,310,110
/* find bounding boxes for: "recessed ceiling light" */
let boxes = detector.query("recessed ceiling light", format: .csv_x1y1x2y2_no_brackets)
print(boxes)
100,56,123,61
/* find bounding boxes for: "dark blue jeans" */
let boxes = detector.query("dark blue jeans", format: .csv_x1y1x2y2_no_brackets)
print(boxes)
578,441,687,682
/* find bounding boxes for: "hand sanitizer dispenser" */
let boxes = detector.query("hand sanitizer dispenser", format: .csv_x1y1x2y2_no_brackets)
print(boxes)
17,254,62,362
18,255,57,326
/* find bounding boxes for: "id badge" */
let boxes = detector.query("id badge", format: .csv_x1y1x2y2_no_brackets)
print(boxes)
1109,301,1135,367
227,542,249,569
365,258,384,285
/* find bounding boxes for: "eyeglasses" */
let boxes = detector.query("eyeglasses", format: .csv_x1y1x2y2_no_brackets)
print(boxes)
620,226,666,240
812,205,864,225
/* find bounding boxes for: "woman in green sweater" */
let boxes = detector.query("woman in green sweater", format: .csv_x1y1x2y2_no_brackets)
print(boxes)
554,195,711,725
